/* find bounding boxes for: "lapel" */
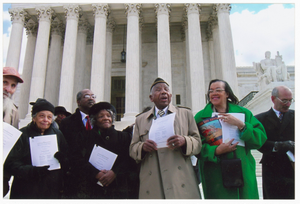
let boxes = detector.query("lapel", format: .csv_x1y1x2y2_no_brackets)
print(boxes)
265,108,280,127
280,110,292,134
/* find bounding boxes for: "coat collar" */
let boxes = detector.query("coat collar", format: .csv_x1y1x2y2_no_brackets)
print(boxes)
145,104,176,120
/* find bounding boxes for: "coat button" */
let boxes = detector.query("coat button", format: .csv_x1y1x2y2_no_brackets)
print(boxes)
149,171,152,175
181,184,185,188
149,154,152,157
178,166,181,170
146,190,149,194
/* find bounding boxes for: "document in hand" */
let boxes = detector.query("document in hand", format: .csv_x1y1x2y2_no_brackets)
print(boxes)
3,122,22,162
29,134,60,170
149,113,176,148
212,112,245,146
89,145,118,186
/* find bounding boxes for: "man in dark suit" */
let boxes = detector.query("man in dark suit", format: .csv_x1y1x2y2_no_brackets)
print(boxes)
59,89,96,198
255,86,294,199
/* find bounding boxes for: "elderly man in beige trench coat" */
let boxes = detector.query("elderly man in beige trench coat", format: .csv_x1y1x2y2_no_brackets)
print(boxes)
130,78,202,199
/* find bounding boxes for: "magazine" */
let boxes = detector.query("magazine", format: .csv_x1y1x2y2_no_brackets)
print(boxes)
197,116,223,146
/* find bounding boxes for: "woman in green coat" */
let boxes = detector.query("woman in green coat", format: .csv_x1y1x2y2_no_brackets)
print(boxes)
194,79,267,199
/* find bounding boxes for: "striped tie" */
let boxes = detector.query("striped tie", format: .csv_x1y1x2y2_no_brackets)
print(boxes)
278,112,283,122
158,110,165,117
85,116,92,130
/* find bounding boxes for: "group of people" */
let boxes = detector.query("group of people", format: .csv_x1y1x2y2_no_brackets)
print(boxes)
3,66,295,199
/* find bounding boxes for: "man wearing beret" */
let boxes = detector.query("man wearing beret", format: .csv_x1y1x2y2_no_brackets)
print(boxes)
3,67,23,129
129,78,202,199
59,89,96,198
3,67,23,197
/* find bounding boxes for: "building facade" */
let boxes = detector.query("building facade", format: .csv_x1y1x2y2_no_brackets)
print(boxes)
7,3,293,129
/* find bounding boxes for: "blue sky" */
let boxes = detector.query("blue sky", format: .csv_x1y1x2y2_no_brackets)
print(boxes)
2,3,296,71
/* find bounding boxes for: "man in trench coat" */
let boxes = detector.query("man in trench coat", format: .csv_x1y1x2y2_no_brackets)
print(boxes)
129,78,202,199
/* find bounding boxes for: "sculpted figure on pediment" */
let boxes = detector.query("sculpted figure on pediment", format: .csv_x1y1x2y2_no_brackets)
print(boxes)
254,51,290,88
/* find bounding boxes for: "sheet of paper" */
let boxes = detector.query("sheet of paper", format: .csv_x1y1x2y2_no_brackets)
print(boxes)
212,112,245,146
29,134,60,170
149,113,176,148
3,122,22,162
287,151,295,162
89,145,118,171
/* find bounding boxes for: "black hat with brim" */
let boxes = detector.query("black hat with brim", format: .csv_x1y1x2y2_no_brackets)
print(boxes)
89,102,116,116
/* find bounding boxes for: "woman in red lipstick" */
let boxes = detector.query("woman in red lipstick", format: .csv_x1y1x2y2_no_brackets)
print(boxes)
194,79,267,199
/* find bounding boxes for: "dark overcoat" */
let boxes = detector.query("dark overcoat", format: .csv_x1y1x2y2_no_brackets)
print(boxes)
255,108,294,199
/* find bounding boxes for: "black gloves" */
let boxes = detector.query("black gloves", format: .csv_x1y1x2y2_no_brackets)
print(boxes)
274,141,294,154
30,165,50,180
54,151,71,172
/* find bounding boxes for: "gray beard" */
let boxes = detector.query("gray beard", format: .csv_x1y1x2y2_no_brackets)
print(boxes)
3,96,15,118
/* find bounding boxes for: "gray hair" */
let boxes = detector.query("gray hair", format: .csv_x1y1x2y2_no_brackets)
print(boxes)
271,86,292,97
90,109,115,127
77,90,84,102
271,87,279,97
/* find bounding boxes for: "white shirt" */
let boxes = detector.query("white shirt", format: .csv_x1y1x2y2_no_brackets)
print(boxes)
272,107,281,118
80,111,92,128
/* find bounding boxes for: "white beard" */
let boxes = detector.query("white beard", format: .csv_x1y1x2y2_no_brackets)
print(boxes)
3,96,15,118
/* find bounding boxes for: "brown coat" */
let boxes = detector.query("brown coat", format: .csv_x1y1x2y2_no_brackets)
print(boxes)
3,104,19,128
130,104,202,199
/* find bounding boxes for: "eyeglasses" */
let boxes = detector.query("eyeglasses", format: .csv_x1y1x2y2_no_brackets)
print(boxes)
208,89,225,94
84,94,96,99
276,97,294,104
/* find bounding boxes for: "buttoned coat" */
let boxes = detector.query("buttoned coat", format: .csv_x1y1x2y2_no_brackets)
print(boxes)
255,108,294,199
130,104,202,199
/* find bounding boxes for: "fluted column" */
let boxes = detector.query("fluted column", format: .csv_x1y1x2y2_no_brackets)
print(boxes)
216,3,239,97
155,3,172,90
18,19,37,120
206,20,216,79
6,8,28,70
104,18,115,102
45,17,64,106
209,9,222,79
25,7,54,120
58,4,81,111
123,3,141,120
185,3,206,114
91,3,109,102
182,16,191,109
72,17,90,109
139,17,143,112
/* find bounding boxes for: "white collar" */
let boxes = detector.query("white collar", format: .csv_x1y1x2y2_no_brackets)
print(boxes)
80,110,88,121
272,107,281,118
155,106,168,118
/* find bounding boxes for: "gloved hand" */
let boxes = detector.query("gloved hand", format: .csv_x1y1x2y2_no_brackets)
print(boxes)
54,151,70,171
31,165,50,179
274,141,294,153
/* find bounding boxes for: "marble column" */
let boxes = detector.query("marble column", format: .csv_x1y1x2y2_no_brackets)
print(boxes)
155,3,172,90
104,18,115,102
206,20,216,80
216,3,239,97
182,16,191,109
6,8,28,70
44,17,64,106
91,3,109,102
123,3,141,120
185,3,206,114
24,7,54,121
209,10,222,79
18,19,37,120
139,17,143,112
72,17,90,110
58,4,81,112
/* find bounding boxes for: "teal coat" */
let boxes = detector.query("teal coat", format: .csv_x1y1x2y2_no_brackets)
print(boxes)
194,103,267,199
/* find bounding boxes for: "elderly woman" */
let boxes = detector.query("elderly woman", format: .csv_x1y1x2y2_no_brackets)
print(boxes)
194,79,267,199
83,102,139,199
4,99,68,199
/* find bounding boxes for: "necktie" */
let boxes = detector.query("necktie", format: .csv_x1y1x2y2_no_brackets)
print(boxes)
85,116,92,130
278,112,283,122
158,110,165,117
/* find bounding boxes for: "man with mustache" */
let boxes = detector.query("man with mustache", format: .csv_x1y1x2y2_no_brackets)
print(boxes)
3,66,23,197
59,89,96,198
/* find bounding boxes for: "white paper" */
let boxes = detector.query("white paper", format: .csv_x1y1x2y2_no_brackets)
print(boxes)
29,134,60,170
212,112,245,146
149,113,176,148
287,151,295,162
89,145,118,186
191,155,198,166
3,122,22,162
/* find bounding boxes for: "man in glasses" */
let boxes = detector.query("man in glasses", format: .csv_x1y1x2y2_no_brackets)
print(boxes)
59,89,96,198
255,86,294,199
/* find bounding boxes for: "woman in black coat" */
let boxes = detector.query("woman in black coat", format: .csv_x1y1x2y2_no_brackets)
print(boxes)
83,102,139,199
4,99,68,199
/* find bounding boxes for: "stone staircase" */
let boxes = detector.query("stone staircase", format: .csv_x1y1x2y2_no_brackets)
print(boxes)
251,149,262,177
